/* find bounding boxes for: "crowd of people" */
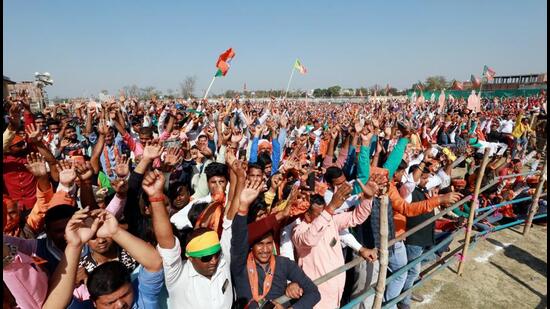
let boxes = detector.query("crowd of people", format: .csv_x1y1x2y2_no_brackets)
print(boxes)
2,89,547,309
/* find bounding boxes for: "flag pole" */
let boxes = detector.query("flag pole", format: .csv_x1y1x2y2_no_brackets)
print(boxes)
284,65,296,99
203,75,216,100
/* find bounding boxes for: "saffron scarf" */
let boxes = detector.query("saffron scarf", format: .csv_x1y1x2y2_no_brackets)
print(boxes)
245,252,276,308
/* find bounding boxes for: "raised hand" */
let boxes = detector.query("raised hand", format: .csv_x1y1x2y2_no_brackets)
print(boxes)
357,172,388,199
60,138,72,149
230,159,247,180
230,128,243,143
115,155,130,178
75,161,94,182
330,126,339,140
354,118,364,133
221,128,232,144
8,104,22,129
141,169,166,197
25,123,43,145
25,153,48,177
279,114,289,128
163,147,184,168
225,149,237,168
57,160,77,187
65,207,101,248
328,182,352,210
95,209,120,239
239,178,264,209
143,140,164,161
97,119,109,135
111,178,128,197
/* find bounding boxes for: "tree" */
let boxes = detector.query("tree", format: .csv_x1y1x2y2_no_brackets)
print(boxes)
356,87,368,97
123,85,140,98
180,76,197,99
166,88,175,99
424,76,448,91
141,86,158,99
327,86,341,97
224,89,238,98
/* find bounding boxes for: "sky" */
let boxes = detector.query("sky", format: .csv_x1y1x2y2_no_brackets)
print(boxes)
3,1,547,98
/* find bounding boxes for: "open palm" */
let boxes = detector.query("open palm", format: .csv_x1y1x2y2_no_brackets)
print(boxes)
240,187,261,207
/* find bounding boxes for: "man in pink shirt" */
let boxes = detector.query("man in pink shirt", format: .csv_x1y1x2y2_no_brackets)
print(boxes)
292,174,387,309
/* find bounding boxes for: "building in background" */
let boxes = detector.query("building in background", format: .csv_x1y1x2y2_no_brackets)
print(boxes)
3,75,16,100
6,80,45,112
4,72,53,112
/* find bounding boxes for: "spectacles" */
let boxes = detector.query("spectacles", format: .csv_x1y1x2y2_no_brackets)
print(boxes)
199,252,220,263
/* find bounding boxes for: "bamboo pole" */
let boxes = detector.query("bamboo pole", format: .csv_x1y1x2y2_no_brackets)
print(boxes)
523,159,547,235
373,195,389,309
203,76,216,99
457,148,491,276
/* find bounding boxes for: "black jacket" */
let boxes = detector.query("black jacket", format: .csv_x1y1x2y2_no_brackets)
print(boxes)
405,187,436,248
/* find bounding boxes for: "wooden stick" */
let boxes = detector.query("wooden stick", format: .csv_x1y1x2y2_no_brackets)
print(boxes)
457,148,491,276
373,195,389,309
523,159,547,235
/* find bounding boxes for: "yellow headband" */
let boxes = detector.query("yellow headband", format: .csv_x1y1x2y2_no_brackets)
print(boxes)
186,231,221,258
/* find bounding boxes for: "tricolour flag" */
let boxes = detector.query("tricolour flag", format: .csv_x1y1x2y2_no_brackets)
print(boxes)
294,59,307,74
483,65,496,81
215,48,235,77
470,75,481,88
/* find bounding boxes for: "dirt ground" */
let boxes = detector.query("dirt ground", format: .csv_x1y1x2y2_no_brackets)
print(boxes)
412,223,547,309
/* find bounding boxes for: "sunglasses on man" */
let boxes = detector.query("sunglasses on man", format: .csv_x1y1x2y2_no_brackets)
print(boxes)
199,251,220,263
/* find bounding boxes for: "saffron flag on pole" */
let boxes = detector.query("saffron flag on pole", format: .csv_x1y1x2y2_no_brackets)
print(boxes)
470,75,481,88
482,65,496,81
294,59,307,74
451,80,464,90
215,48,235,77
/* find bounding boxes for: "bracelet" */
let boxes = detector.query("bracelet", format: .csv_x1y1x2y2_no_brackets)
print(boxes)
149,194,166,203
238,209,249,216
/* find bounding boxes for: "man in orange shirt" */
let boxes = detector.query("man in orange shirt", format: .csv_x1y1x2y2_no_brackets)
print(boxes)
385,161,462,308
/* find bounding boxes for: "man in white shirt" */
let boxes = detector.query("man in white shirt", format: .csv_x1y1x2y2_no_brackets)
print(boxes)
145,170,234,309
498,115,514,134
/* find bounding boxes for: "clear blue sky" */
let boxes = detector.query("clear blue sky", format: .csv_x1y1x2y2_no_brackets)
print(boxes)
3,0,547,98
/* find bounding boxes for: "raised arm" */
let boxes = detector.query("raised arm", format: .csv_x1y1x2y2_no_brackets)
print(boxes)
90,119,108,174
142,170,175,249
25,123,60,182
43,208,100,309
97,208,162,272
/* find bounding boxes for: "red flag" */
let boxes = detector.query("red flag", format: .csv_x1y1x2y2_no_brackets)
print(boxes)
215,48,235,77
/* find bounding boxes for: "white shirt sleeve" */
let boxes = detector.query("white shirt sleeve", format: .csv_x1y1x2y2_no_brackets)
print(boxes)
280,220,297,261
156,236,185,288
220,217,233,265
339,229,362,252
